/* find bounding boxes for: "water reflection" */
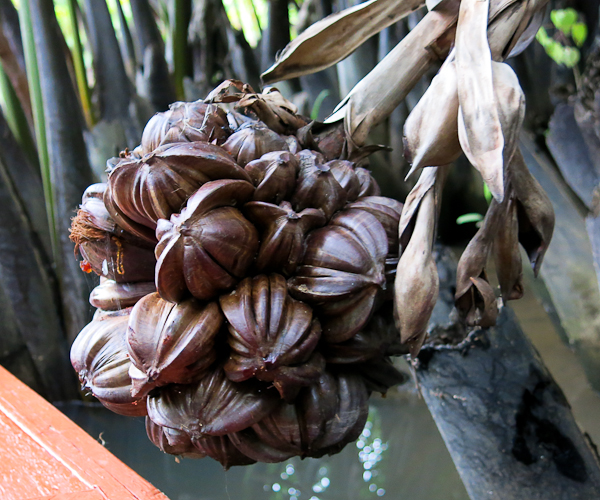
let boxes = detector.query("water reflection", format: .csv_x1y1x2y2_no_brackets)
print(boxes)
58,390,469,500
56,262,600,500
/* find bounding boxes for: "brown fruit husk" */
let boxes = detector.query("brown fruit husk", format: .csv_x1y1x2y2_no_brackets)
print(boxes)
155,179,259,302
220,274,323,401
289,208,388,342
127,293,223,397
146,367,279,438
70,308,147,416
244,201,326,276
106,142,251,230
89,280,156,311
141,101,230,155
222,122,300,167
245,151,300,204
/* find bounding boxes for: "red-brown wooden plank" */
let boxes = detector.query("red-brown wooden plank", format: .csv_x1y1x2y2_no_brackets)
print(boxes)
0,366,169,500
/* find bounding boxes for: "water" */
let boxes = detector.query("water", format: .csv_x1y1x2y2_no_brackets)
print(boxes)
56,271,600,500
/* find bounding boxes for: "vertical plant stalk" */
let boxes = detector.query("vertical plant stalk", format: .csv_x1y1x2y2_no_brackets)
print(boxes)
28,0,95,342
19,0,57,264
261,0,291,71
115,0,138,81
172,0,192,100
66,0,94,127
0,61,37,167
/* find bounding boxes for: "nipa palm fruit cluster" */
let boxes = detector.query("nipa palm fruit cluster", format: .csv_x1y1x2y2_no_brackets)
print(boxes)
70,81,407,468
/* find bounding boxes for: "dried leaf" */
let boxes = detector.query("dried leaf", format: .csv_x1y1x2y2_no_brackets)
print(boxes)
403,58,461,177
394,185,439,357
325,2,459,146
456,0,504,201
261,0,425,84
493,193,523,301
510,148,555,275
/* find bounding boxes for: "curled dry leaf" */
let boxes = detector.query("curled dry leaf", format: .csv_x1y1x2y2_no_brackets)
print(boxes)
261,0,425,84
206,81,308,134
141,101,230,155
244,201,326,276
220,274,324,401
106,142,251,231
394,184,439,358
455,200,501,327
510,148,555,275
493,191,524,301
89,280,156,310
70,308,147,416
398,167,438,251
155,179,259,302
491,61,526,167
127,293,223,397
146,367,279,437
456,0,504,202
222,122,300,167
325,2,458,147
289,209,388,342
456,276,499,328
403,58,461,177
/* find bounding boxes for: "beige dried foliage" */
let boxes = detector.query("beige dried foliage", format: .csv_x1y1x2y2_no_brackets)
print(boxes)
261,0,425,84
456,0,505,202
402,58,460,178
326,2,459,147
394,184,439,358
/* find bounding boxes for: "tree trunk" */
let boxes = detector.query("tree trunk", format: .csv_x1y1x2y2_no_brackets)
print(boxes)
416,247,600,500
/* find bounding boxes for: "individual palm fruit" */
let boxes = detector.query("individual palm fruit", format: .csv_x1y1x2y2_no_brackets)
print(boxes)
244,201,326,276
327,160,361,201
105,142,251,231
291,151,348,220
155,179,259,302
244,151,299,203
70,184,156,282
231,370,368,461
220,274,324,401
222,121,300,167
322,310,403,364
70,308,147,417
289,208,388,342
355,167,381,197
141,101,230,155
146,418,206,458
126,293,223,397
346,196,404,256
89,279,156,311
146,367,279,438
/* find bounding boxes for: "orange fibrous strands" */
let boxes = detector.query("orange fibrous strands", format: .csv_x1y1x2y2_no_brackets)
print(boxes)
70,208,110,255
